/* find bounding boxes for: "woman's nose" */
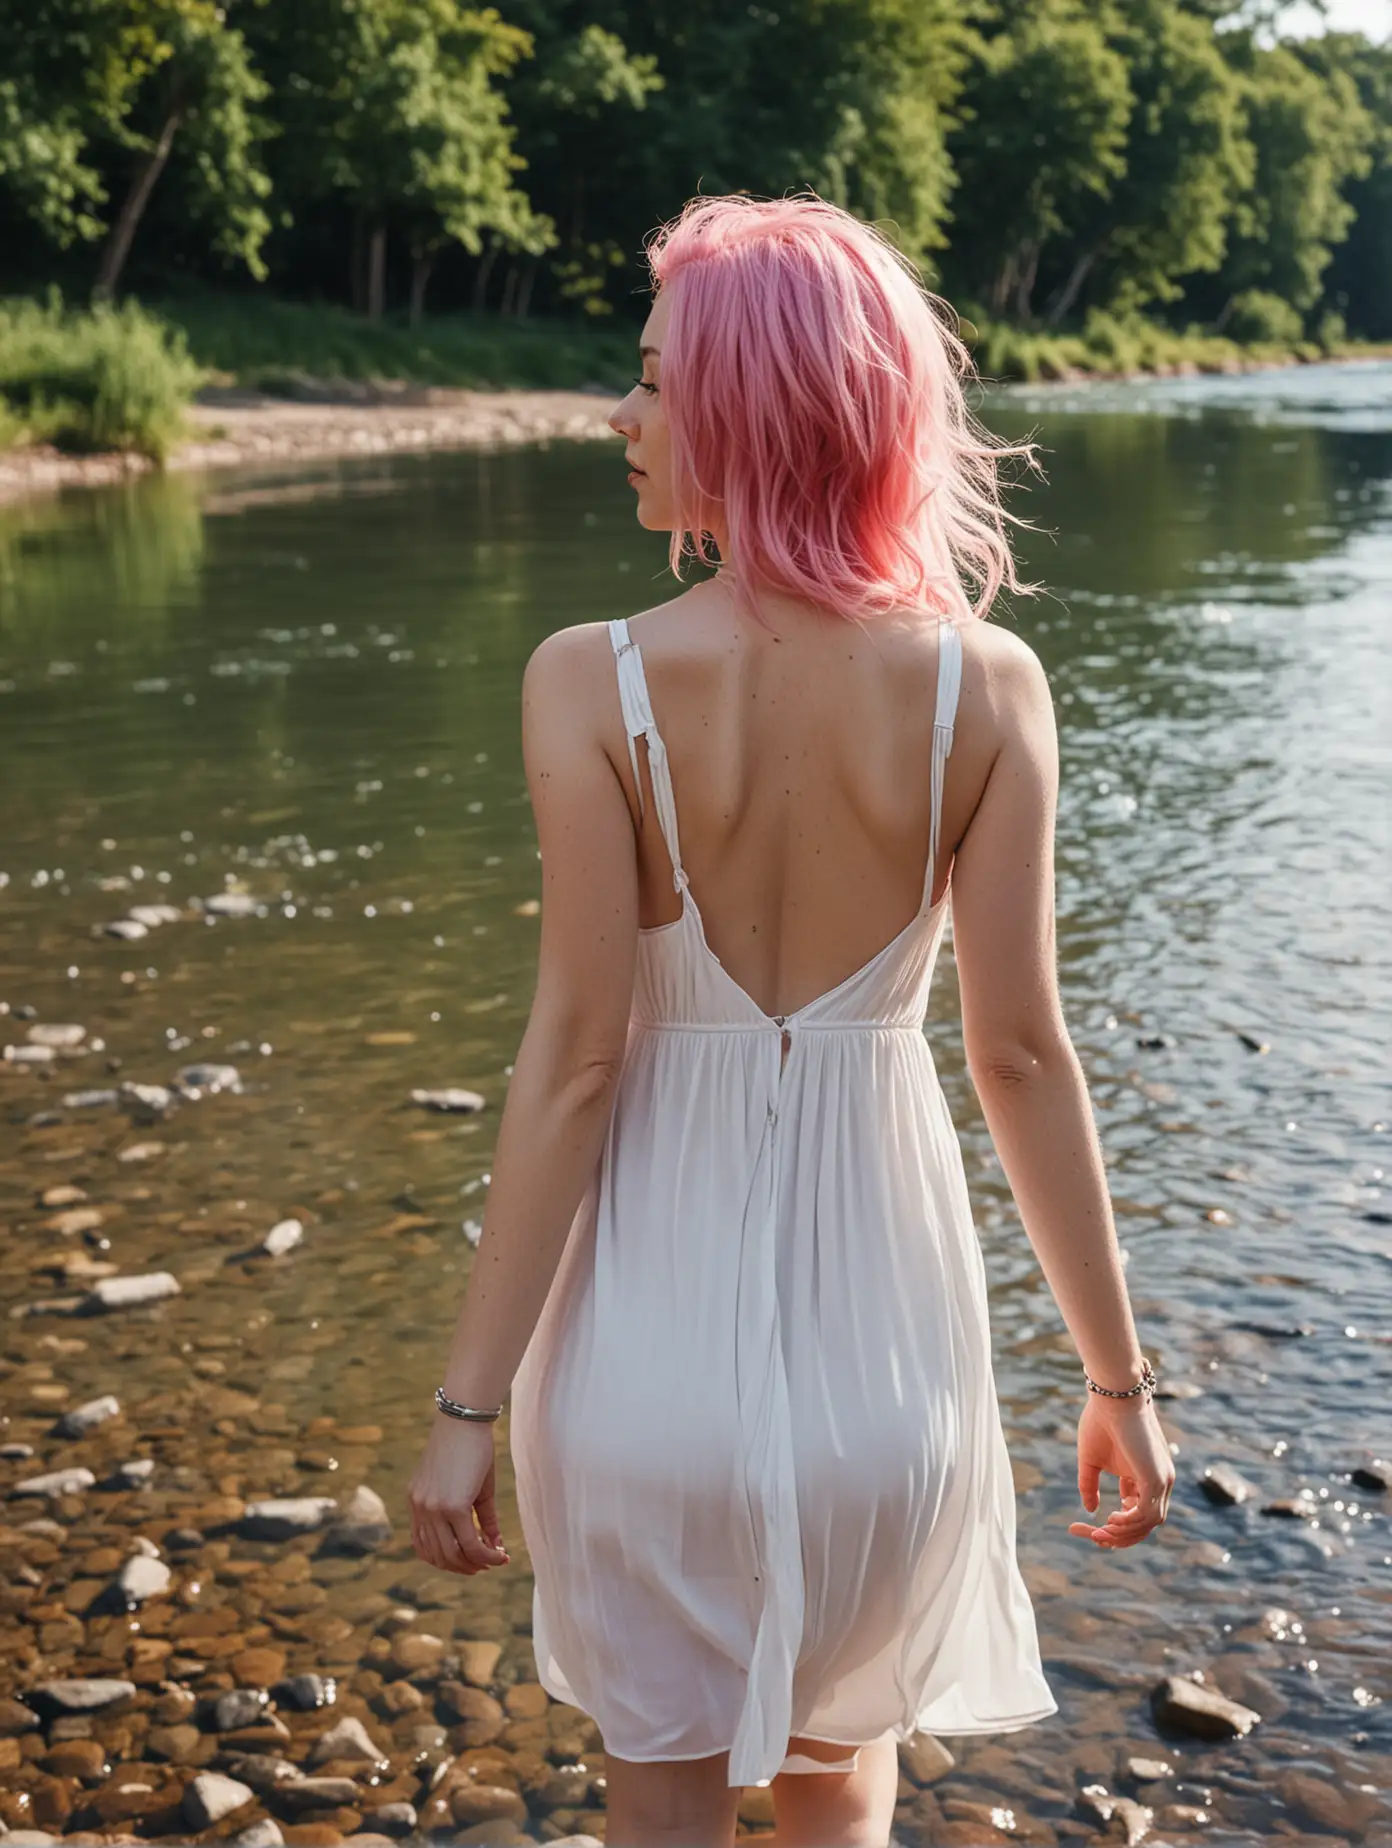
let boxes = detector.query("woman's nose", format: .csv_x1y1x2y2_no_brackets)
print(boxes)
608,396,637,438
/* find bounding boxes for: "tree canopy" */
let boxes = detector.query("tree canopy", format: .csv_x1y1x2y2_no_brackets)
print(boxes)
0,0,1386,339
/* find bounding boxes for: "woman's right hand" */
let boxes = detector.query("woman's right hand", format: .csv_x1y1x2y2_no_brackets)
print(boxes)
1068,1392,1175,1549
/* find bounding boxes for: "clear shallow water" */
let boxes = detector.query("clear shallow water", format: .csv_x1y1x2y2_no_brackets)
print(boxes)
0,362,1390,1843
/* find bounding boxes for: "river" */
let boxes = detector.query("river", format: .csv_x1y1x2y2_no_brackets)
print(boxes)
0,362,1389,1845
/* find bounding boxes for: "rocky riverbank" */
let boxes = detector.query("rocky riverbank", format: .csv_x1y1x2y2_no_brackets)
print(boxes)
0,387,621,508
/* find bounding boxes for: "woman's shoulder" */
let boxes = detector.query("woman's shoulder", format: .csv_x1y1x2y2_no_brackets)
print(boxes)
958,617,1053,732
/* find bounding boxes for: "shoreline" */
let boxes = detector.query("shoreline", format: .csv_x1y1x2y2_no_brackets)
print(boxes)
0,386,623,509
2,345,1390,509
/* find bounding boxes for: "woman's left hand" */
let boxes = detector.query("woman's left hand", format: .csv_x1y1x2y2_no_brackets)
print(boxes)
408,1416,510,1575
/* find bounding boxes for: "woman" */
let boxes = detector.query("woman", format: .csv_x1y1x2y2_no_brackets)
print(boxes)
408,193,1175,1848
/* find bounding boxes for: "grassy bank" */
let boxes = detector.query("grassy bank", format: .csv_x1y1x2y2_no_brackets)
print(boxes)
4,291,1389,466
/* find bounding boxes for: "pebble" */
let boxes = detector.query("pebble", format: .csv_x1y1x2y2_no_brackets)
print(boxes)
202,893,261,918
112,1457,155,1487
1150,1673,1261,1739
104,918,149,939
6,1042,56,1064
174,1060,242,1095
327,1483,391,1554
372,1801,417,1836
308,1715,385,1765
54,1393,121,1437
1198,1462,1259,1506
119,1081,175,1114
1352,1457,1390,1491
1126,1756,1173,1782
389,1631,444,1674
261,1217,304,1257
456,1640,503,1687
27,1022,87,1048
275,1674,336,1711
184,1770,255,1828
0,1698,40,1735
240,1497,338,1539
1077,1785,1153,1846
276,1776,362,1812
1260,1490,1318,1517
81,1271,181,1313
43,1205,105,1237
11,1466,97,1499
230,1824,286,1848
117,1553,171,1604
410,1087,486,1112
0,1440,35,1459
898,1731,955,1785
127,903,183,927
29,1678,136,1713
117,1139,166,1162
213,1689,270,1732
218,1753,304,1794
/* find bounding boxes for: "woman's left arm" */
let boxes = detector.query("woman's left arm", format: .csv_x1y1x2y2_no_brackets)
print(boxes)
409,624,639,1575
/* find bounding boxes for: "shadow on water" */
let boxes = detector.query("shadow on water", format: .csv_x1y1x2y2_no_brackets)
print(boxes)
0,365,1389,1842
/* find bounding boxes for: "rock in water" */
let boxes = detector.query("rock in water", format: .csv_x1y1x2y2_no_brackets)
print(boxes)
30,1678,136,1713
27,1023,87,1048
11,1467,97,1499
230,1824,286,1848
81,1272,181,1313
240,1497,337,1540
1150,1674,1261,1739
274,1673,336,1712
127,904,183,928
117,1553,171,1605
410,1087,486,1113
119,1081,175,1115
213,1689,269,1732
1198,1462,1259,1506
54,1394,121,1438
174,1061,242,1095
203,892,260,918
326,1483,391,1555
104,918,149,940
183,1771,254,1828
308,1714,386,1765
260,1217,303,1257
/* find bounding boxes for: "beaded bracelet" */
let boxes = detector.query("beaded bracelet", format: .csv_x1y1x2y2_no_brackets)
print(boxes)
1083,1357,1156,1402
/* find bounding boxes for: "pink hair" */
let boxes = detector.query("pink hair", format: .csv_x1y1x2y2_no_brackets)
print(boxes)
645,192,1040,625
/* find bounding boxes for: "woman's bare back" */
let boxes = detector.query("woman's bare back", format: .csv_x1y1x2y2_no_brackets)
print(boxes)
604,577,1019,1021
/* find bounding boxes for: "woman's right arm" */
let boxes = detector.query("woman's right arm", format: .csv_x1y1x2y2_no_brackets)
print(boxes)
948,631,1174,1547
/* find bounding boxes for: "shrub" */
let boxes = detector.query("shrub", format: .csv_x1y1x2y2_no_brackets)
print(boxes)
0,296,203,460
1223,289,1304,346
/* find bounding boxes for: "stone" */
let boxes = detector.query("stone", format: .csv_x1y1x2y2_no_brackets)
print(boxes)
326,1483,391,1554
388,1630,444,1674
117,1552,171,1604
112,1457,155,1488
262,1218,304,1257
232,1647,287,1686
449,1784,528,1825
218,1754,304,1795
11,1466,97,1499
536,1766,591,1808
439,1683,505,1747
0,1697,40,1735
0,1441,35,1459
898,1731,955,1785
308,1716,385,1766
105,918,149,940
53,1394,121,1438
174,1060,242,1094
1150,1674,1261,1739
145,1722,201,1762
39,1738,108,1780
28,1022,87,1048
81,1272,181,1313
1352,1457,1390,1491
1261,1491,1319,1517
1125,1757,1173,1782
275,1674,336,1711
5,1042,55,1063
1274,1769,1377,1836
117,1140,165,1163
230,1824,286,1848
276,1778,363,1813
502,1681,549,1720
372,1800,417,1835
1077,1785,1153,1846
1198,1462,1259,1506
29,1678,135,1713
203,893,260,918
375,1681,423,1717
184,1770,256,1828
411,1088,486,1113
62,1088,120,1110
119,1081,175,1114
456,1640,503,1687
241,1497,337,1539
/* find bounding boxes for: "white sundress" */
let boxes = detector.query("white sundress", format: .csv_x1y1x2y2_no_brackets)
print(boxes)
509,614,1058,1790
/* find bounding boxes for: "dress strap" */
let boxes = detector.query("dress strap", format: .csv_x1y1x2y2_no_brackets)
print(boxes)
607,617,689,895
925,617,963,908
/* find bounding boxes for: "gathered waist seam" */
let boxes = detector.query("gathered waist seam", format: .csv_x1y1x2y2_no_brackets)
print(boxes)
631,1019,924,1035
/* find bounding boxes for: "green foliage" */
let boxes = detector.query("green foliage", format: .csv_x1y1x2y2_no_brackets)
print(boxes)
1224,287,1304,343
161,291,638,389
0,295,203,458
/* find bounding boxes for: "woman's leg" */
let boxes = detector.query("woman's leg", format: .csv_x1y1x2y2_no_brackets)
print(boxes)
604,1749,743,1848
768,1733,900,1848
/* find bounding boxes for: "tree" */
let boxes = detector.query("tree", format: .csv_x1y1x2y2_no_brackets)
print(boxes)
1302,35,1392,338
249,0,550,321
1210,34,1375,325
947,2,1133,320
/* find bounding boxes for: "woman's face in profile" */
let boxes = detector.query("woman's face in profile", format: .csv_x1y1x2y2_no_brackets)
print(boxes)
609,289,674,531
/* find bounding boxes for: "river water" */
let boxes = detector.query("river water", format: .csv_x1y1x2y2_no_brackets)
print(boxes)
0,363,1389,1845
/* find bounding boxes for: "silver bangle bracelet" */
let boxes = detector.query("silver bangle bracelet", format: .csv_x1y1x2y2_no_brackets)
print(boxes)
1083,1356,1156,1401
435,1385,503,1423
